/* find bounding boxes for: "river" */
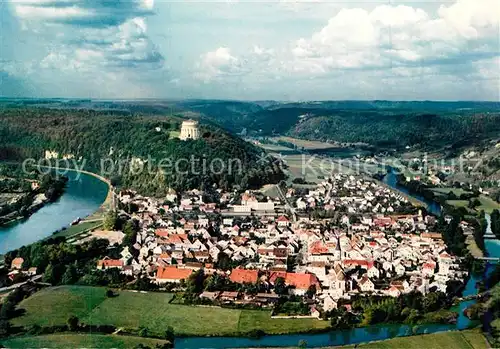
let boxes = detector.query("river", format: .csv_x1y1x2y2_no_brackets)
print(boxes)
382,167,442,216
0,171,108,254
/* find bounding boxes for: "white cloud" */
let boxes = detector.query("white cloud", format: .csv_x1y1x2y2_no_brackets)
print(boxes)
195,47,241,82
8,0,163,74
289,0,499,74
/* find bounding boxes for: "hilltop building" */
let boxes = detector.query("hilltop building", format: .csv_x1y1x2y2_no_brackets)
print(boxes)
179,119,200,140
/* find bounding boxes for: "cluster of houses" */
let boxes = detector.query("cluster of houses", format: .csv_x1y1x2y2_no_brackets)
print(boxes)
290,174,412,214
93,173,467,315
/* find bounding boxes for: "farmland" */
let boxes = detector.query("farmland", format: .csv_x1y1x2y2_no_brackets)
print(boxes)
431,188,472,196
12,286,330,337
339,329,487,349
2,333,168,348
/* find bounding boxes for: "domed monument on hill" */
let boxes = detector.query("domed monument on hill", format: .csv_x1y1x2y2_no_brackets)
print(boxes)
179,119,200,140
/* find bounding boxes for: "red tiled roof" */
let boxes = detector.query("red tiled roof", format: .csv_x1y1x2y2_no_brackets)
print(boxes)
155,229,170,237
166,234,188,245
157,266,193,280
97,259,123,268
229,269,259,284
277,215,289,222
342,259,375,269
423,262,436,269
11,257,24,268
270,272,320,290
421,233,442,240
309,240,328,255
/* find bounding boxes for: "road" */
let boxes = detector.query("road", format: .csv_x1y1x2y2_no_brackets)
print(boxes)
0,274,43,293
276,184,297,222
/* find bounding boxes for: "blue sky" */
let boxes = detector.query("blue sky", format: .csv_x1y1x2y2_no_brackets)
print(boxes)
0,0,498,100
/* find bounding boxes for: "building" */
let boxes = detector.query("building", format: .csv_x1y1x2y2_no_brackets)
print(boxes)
11,257,24,270
179,119,200,140
156,266,193,283
270,271,320,296
229,268,259,284
97,257,124,270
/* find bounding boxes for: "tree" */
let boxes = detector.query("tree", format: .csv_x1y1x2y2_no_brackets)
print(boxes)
139,326,149,337
306,284,317,298
61,264,78,285
164,326,175,342
274,277,287,296
104,210,118,230
43,264,55,284
0,320,11,337
186,269,205,294
67,315,79,331
215,252,231,271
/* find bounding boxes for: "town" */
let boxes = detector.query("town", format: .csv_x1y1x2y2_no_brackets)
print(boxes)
6,173,462,319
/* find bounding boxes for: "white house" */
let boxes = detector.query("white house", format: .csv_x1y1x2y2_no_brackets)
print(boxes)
358,276,375,292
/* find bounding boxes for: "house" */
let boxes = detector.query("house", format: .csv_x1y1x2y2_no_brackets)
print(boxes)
121,265,134,276
358,276,375,292
26,267,37,276
200,291,220,301
323,295,338,312
310,306,321,318
97,257,124,270
367,265,380,279
229,268,259,284
220,291,240,302
277,216,290,227
422,262,436,277
11,257,24,270
156,266,193,283
270,272,320,296
386,285,401,297
394,263,405,276
254,293,280,305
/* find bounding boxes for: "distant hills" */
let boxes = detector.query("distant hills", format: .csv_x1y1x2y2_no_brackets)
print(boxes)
1,98,499,153
172,100,500,152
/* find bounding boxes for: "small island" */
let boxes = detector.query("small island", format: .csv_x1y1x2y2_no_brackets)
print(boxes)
0,164,67,225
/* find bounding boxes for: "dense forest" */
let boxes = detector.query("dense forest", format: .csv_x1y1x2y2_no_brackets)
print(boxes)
0,108,284,196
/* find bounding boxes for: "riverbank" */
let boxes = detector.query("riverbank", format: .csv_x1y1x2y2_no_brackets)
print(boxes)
328,328,488,349
0,175,67,227
0,170,109,254
35,166,114,221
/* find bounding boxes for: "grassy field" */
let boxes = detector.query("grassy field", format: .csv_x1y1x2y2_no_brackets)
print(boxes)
446,199,470,208
273,136,337,150
12,286,108,327
431,187,472,196
12,286,330,336
2,333,168,348
477,196,500,214
50,221,103,239
445,195,500,214
238,310,329,334
339,329,487,349
169,130,180,139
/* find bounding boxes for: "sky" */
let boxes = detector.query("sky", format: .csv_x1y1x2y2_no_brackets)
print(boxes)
0,0,499,101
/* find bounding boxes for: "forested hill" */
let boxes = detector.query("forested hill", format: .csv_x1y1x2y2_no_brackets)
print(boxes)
173,100,500,151
2,99,499,153
0,108,285,196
